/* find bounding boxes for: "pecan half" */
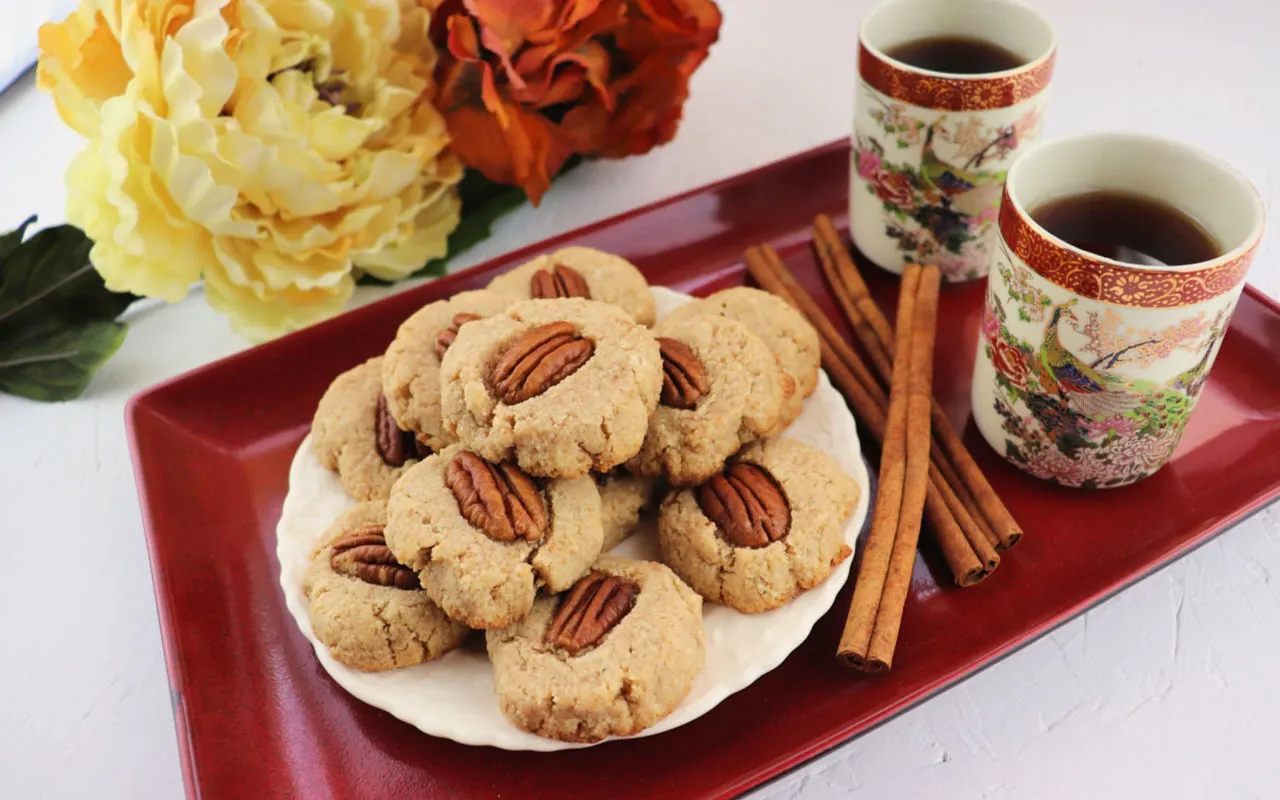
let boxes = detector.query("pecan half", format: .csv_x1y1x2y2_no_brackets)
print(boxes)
545,571,639,654
657,337,710,409
446,451,548,542
697,462,791,548
434,312,483,360
491,321,594,404
330,526,419,589
530,264,590,299
376,394,430,465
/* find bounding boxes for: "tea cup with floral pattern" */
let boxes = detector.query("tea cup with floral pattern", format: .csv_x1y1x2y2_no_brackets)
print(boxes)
850,0,1055,282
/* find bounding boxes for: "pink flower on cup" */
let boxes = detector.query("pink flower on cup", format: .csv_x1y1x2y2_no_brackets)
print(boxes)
933,250,973,281
856,149,882,181
981,304,1001,344
874,168,915,208
974,203,1000,227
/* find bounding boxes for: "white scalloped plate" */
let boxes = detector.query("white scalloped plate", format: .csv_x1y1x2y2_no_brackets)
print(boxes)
277,286,871,751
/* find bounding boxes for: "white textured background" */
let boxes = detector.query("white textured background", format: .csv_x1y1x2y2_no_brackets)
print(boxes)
2,1,1279,798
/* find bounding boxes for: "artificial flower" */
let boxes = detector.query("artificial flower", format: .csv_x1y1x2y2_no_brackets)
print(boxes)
39,0,462,339
433,0,722,203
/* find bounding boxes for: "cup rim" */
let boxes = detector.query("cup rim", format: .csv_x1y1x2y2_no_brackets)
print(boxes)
858,0,1057,80
1003,131,1266,274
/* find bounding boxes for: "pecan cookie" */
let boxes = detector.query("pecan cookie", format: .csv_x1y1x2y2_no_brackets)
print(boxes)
385,444,603,629
440,298,663,478
486,556,704,742
596,469,658,552
657,437,859,613
303,502,469,672
486,246,657,326
662,287,821,434
312,356,430,501
382,289,514,450
627,314,783,485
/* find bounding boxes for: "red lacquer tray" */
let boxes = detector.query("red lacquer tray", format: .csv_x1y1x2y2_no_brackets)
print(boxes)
127,141,1280,800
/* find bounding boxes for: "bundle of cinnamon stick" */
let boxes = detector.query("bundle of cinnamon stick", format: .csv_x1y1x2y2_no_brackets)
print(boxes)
743,215,1023,673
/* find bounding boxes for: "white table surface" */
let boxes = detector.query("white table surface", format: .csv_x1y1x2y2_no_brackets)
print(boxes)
3,1,1279,797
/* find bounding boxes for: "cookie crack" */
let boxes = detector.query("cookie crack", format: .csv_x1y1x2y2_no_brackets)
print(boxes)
782,534,805,594
368,598,406,666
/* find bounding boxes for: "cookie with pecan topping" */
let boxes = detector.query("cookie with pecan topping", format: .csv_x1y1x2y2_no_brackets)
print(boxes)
439,298,663,479
381,289,514,450
385,444,604,629
303,502,469,672
657,438,860,613
312,356,431,501
661,287,821,435
486,556,704,742
486,246,657,326
626,313,784,485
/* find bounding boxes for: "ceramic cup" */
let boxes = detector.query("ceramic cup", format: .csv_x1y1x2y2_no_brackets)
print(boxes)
972,132,1265,488
850,0,1055,282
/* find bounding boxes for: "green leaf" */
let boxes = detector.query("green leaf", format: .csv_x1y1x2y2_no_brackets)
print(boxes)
0,215,36,265
0,217,136,401
0,316,127,401
0,221,137,329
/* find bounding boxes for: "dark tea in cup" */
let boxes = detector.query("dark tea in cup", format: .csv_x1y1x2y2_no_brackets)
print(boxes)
1029,190,1221,267
884,35,1026,74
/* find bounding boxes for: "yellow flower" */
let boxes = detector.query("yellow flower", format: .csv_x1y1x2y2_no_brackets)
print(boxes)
38,0,462,339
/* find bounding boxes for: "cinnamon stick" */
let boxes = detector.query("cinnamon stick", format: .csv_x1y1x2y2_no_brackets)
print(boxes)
745,244,989,586
865,266,940,670
814,222,997,573
947,469,1002,551
928,466,989,585
838,264,921,671
812,215,1023,550
931,462,1000,572
813,215,895,360
813,228,892,386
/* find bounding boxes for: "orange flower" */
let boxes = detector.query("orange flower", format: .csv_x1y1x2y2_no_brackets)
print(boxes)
434,0,721,203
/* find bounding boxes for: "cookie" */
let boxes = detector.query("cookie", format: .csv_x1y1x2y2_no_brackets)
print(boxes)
486,246,657,326
312,356,429,501
381,289,514,450
662,287,821,434
657,437,859,613
486,556,704,742
303,502,469,672
440,298,663,478
596,469,658,552
627,314,784,485
385,443,604,629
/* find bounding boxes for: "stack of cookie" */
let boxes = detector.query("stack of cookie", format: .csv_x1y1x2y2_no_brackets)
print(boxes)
304,246,861,743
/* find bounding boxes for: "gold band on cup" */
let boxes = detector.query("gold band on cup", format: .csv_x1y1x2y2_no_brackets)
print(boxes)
857,44,1055,111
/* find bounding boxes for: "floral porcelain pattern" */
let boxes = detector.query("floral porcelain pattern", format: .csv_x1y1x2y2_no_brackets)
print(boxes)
852,85,1044,281
976,249,1238,488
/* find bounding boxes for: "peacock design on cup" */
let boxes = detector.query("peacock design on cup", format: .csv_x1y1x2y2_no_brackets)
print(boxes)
982,272,1228,488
